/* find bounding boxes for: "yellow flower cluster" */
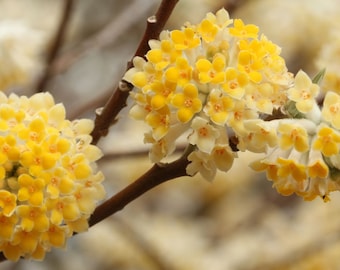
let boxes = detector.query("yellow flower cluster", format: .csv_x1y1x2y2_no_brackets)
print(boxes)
124,8,292,179
0,92,105,261
249,70,340,201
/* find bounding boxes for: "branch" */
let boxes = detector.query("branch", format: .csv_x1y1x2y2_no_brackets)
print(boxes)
89,148,190,227
91,0,180,145
36,0,74,92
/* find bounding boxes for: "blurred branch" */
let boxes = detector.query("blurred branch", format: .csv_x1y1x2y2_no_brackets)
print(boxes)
224,0,248,13
50,0,155,75
36,0,74,92
91,0,180,145
0,2,74,263
252,231,340,270
89,145,191,227
68,90,110,120
113,218,175,270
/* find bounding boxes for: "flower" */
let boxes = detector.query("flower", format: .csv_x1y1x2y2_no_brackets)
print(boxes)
0,92,105,261
277,122,310,152
188,117,220,153
229,19,259,39
238,119,278,152
195,53,226,84
222,68,248,99
287,70,320,113
322,91,340,129
171,83,202,123
170,28,200,50
312,124,340,157
146,39,182,70
186,150,217,180
204,89,234,125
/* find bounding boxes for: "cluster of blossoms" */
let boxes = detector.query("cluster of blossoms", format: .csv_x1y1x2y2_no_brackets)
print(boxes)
124,8,293,179
0,92,105,261
251,71,340,201
124,8,340,201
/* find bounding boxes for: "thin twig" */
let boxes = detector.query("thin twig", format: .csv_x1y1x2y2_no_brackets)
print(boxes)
36,0,74,92
91,0,180,145
89,146,191,227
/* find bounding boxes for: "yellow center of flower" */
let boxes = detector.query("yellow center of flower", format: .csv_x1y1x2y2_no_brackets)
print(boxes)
330,104,339,114
199,127,208,137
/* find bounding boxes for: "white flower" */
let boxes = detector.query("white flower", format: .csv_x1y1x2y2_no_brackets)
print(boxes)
211,145,235,172
188,116,220,153
186,150,216,180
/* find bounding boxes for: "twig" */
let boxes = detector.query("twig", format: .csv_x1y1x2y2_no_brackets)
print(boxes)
90,0,180,145
36,0,74,92
89,146,191,227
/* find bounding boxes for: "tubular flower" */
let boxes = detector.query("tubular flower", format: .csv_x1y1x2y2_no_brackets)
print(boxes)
0,92,105,261
278,122,310,152
123,8,292,180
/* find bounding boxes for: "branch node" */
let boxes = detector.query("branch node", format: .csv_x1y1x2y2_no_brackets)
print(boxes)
95,107,104,116
119,80,132,92
147,15,157,23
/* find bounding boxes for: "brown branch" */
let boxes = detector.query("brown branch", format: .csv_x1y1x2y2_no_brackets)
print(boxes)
91,0,180,145
89,147,190,227
36,0,74,92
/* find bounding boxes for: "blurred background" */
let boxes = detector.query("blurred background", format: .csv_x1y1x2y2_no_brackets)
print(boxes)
2,0,340,269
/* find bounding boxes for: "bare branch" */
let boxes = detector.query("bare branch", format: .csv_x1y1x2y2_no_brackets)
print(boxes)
36,0,74,92
89,147,191,227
